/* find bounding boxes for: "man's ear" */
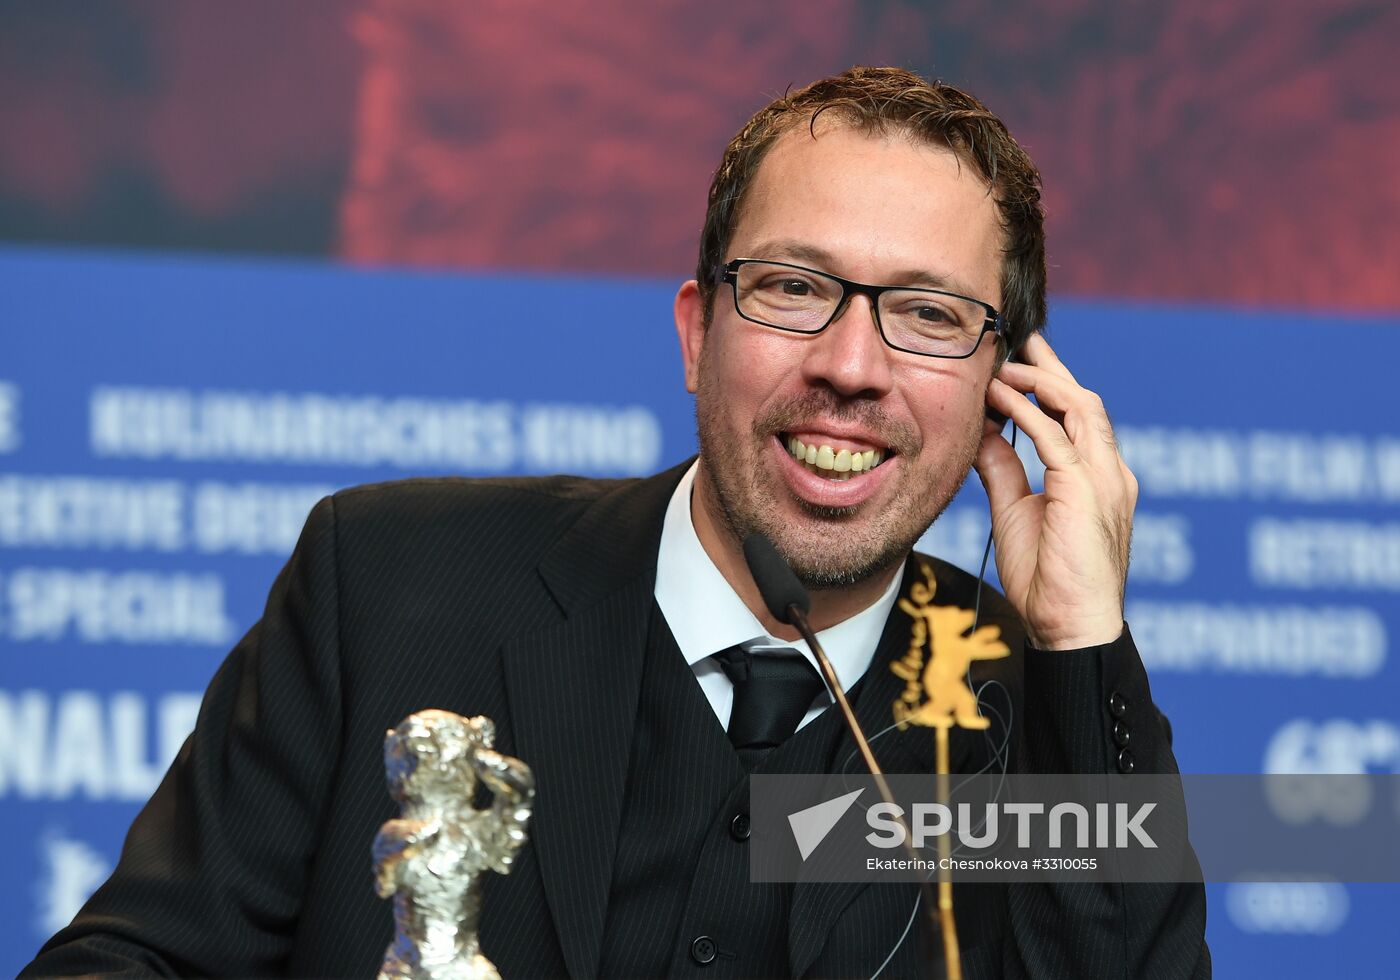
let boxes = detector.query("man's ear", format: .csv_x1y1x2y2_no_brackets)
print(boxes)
674,279,706,394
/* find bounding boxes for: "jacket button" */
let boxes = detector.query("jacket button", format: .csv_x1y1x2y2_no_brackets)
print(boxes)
690,936,718,965
1107,691,1129,718
1112,721,1131,747
1117,748,1136,773
730,812,751,841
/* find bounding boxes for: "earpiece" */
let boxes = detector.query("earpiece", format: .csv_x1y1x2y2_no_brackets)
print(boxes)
984,337,1026,429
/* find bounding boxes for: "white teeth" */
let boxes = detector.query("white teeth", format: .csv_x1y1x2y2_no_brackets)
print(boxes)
783,436,888,477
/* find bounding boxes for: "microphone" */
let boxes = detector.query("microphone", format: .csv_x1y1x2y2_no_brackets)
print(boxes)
743,534,941,947
741,532,887,781
742,532,809,622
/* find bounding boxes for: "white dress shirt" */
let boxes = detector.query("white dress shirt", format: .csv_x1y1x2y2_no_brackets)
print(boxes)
654,460,902,732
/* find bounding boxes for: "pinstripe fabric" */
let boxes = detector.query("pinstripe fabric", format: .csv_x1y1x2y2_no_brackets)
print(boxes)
599,601,865,977
22,461,1208,979
597,603,747,976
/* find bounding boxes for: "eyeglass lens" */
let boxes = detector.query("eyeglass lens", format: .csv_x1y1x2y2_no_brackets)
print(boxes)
733,262,987,357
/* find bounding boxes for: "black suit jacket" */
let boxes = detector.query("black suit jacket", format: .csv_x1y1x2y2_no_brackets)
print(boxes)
24,460,1208,978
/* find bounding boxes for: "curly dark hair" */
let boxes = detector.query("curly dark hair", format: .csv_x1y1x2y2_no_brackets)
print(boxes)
696,66,1046,357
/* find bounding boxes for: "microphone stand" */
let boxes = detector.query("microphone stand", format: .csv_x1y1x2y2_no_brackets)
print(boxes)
784,602,952,978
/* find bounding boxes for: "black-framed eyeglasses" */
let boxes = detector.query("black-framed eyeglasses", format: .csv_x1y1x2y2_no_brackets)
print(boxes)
717,258,1004,359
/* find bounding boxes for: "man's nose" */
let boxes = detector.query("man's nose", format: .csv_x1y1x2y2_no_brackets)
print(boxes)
799,294,895,398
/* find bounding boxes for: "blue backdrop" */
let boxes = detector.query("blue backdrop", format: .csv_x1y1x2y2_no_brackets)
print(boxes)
2,246,1397,976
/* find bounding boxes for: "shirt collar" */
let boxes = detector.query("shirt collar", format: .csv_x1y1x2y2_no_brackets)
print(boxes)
654,459,901,692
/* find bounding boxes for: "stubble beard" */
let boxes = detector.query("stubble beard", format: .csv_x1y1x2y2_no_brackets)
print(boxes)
693,372,982,590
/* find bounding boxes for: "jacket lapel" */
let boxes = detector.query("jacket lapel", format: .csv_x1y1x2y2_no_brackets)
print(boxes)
787,559,995,978
500,460,691,980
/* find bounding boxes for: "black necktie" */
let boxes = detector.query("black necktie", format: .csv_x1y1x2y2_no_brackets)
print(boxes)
714,646,826,771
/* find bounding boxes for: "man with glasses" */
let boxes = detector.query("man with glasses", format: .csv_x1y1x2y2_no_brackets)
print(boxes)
25,67,1206,978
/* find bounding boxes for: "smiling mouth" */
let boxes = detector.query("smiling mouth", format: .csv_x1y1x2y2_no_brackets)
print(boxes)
779,433,892,482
